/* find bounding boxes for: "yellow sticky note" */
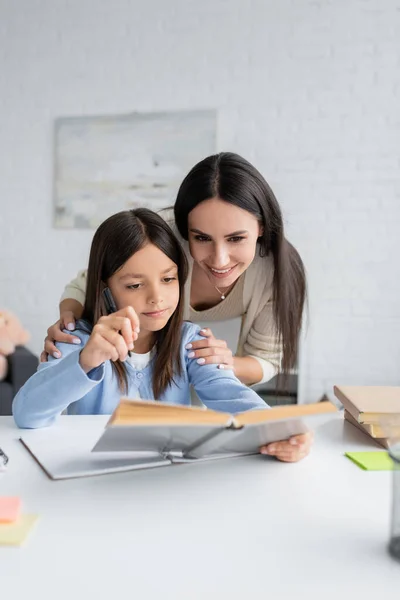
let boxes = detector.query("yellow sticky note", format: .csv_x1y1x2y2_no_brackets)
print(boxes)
0,497,21,523
345,451,394,471
0,514,39,546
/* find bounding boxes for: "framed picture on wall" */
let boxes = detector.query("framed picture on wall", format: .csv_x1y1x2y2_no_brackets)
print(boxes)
53,109,217,229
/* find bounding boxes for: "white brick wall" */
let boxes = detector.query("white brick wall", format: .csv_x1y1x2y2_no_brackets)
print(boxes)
1,0,399,403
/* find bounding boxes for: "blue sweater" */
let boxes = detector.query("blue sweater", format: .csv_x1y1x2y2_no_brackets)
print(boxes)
13,322,267,429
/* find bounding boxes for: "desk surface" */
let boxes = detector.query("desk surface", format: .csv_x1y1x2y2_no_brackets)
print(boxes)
1,414,399,599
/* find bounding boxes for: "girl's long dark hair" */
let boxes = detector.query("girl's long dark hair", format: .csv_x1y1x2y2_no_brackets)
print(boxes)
174,152,306,375
81,208,188,398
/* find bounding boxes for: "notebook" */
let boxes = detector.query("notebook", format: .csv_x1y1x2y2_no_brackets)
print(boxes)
333,385,400,425
19,427,171,480
92,398,337,459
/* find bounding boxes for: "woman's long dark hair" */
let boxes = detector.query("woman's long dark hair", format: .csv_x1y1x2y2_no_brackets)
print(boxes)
81,208,188,398
174,152,306,375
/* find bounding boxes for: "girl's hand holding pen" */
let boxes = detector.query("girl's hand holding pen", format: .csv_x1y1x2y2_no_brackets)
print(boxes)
79,306,140,373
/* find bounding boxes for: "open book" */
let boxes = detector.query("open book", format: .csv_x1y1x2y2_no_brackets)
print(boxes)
19,401,337,480
92,398,337,461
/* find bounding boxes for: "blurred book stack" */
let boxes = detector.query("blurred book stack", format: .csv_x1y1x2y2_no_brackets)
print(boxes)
333,386,400,449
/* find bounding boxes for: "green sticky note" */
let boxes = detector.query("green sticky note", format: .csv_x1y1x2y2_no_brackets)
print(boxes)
345,451,395,471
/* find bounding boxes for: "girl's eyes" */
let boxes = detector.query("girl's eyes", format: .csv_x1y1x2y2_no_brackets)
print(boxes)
194,235,245,243
126,277,177,290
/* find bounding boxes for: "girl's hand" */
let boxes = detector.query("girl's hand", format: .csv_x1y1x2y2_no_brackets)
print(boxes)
40,311,81,362
260,432,314,463
79,307,139,373
185,327,234,369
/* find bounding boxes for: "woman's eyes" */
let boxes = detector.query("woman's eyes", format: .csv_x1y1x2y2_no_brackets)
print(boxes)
227,236,245,243
127,284,141,290
163,277,177,283
194,235,245,243
194,235,210,242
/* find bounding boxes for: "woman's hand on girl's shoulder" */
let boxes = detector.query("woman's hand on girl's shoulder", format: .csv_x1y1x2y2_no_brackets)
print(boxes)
79,306,140,374
185,327,234,370
40,311,82,362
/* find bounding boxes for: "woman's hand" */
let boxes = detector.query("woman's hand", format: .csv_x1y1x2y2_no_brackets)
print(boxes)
79,307,139,373
185,327,234,369
40,311,82,362
260,432,314,463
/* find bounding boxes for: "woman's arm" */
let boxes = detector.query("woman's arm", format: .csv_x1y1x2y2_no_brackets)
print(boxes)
232,356,263,385
41,271,87,360
241,298,283,384
41,300,84,361
184,319,279,386
60,298,84,322
60,269,87,306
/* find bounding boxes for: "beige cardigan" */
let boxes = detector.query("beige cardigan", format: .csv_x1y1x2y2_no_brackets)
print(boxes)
61,217,282,384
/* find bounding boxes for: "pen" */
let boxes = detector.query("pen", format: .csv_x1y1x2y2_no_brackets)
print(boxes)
102,287,132,357
0,446,9,471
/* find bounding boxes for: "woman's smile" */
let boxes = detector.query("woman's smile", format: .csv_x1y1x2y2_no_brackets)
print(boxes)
206,264,238,279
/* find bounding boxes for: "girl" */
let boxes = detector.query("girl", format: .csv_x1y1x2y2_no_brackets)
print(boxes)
41,153,311,461
13,209,271,433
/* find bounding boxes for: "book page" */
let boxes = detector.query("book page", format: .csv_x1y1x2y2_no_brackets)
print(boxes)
92,423,226,454
234,401,337,427
110,398,232,427
184,411,337,459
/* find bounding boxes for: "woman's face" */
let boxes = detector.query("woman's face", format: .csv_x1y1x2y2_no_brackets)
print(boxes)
187,197,263,288
108,243,180,334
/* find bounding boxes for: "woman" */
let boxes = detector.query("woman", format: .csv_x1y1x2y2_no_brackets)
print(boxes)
43,153,309,460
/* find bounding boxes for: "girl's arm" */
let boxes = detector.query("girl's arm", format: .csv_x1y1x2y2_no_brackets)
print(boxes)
15,307,139,429
184,327,267,414
184,326,313,463
13,330,105,429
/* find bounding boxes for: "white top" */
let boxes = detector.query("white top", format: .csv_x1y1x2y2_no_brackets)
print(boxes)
61,212,282,384
125,349,155,399
1,414,399,599
126,348,154,371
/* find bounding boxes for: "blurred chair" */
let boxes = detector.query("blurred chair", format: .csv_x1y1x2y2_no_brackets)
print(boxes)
252,373,298,406
0,346,38,416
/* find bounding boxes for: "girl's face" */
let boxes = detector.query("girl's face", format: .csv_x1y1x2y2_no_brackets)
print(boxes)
187,197,263,288
108,243,180,334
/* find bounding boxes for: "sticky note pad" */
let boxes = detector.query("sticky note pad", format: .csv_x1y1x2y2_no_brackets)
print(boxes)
0,497,21,523
345,451,395,471
0,514,39,546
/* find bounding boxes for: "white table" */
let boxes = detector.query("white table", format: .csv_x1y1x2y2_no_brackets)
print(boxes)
0,414,399,599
